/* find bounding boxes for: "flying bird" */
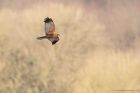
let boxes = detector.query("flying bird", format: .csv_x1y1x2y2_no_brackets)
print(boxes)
37,17,59,45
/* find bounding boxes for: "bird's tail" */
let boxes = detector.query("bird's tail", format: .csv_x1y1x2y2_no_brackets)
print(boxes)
37,36,47,40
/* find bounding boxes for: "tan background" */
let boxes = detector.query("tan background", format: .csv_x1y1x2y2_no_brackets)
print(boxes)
0,0,140,93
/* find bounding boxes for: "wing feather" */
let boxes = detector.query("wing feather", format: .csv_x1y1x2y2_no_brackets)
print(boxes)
48,37,56,42
45,21,55,34
48,37,59,42
45,23,50,34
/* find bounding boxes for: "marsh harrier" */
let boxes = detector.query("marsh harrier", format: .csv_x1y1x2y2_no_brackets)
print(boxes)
37,17,59,45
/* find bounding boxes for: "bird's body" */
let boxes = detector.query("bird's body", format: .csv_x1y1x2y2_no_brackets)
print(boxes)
37,17,59,45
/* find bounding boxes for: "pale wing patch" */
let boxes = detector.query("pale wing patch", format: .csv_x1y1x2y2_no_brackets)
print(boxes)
45,23,50,34
47,37,55,43
47,37,58,42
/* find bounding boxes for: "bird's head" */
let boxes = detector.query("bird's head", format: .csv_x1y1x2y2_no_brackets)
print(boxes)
44,17,53,23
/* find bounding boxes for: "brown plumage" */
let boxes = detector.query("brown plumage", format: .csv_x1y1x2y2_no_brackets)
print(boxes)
37,17,59,45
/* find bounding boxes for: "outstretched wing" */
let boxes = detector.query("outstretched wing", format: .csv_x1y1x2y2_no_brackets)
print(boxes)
44,17,55,35
47,36,59,45
44,22,50,34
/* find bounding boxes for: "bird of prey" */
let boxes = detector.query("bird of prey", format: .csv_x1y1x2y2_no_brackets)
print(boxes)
37,17,59,45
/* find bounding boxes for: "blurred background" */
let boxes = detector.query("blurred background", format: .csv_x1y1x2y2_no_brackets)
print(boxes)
0,0,140,93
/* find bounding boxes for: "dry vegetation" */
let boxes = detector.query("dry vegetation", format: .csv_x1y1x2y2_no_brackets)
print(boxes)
0,0,140,93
